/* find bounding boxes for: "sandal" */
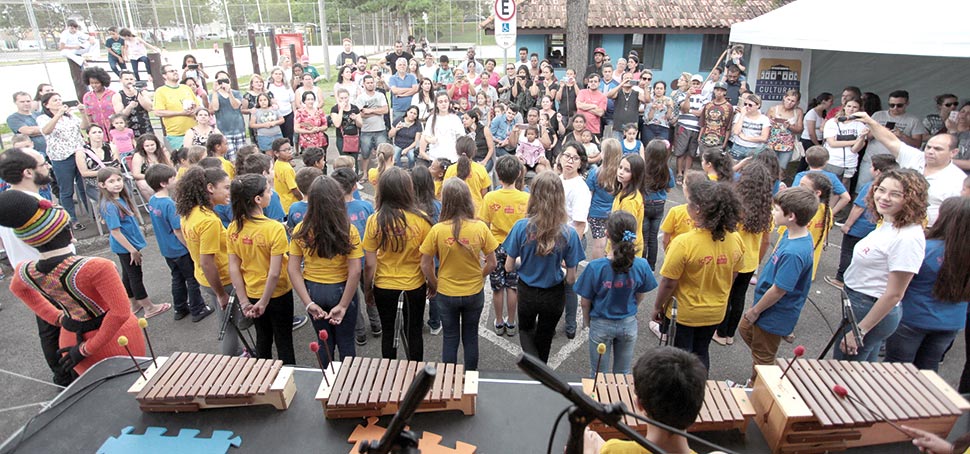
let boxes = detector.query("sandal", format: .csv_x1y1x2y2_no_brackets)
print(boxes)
145,303,172,319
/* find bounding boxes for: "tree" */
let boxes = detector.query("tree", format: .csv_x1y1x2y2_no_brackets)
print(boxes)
565,0,588,77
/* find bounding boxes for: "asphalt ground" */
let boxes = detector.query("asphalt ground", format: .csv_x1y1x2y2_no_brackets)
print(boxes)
1,153,966,445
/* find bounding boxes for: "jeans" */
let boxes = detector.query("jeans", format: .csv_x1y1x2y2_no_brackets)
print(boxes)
833,287,902,362
717,271,755,339
117,252,149,300
165,135,185,151
201,284,242,356
642,202,665,270
776,150,794,174
359,131,388,160
253,291,296,365
354,284,383,337
130,56,150,81
588,316,637,376
257,133,282,152
672,323,718,371
730,143,761,160
835,234,863,282
107,55,127,77
564,279,579,334
438,290,485,370
474,156,494,172
641,124,669,143
50,157,86,221
307,281,358,367
884,322,959,372
374,286,426,361
517,280,565,363
165,253,206,316
393,145,415,169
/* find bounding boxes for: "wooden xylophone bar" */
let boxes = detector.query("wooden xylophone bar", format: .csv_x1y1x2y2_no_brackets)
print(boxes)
315,356,478,419
127,352,297,412
751,359,970,453
580,374,756,440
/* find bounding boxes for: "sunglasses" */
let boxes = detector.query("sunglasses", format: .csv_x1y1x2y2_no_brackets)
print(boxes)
889,103,906,108
944,102,959,107
641,77,652,81
744,102,758,107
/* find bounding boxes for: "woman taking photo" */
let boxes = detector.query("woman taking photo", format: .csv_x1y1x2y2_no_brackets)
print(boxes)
463,109,496,171
642,81,675,143
38,91,89,230
765,89,804,174
798,92,833,172
388,105,422,169
363,167,433,361
420,93,465,164
209,71,246,159
75,124,120,209
267,66,296,141
837,169,928,362
294,91,329,151
511,66,539,114
823,96,868,187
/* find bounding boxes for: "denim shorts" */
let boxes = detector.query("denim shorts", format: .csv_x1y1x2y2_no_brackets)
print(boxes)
359,131,388,160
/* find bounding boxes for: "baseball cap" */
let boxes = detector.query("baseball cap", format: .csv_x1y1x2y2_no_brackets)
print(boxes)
714,81,728,90
301,55,309,63
690,74,703,82
594,48,606,56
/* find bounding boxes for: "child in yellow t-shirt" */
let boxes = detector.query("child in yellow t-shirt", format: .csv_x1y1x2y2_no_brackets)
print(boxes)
660,170,706,251
362,167,433,361
777,172,833,281
368,143,394,187
653,179,744,370
477,155,529,335
611,154,646,255
227,173,295,364
701,147,734,182
272,140,301,213
288,175,364,368
429,158,450,200
444,136,491,211
420,178,498,370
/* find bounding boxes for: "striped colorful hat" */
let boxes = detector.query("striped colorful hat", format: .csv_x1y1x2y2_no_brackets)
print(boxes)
0,191,70,247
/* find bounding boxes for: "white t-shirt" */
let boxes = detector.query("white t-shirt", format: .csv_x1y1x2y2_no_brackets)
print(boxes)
864,111,926,162
0,227,39,268
418,65,438,81
895,143,966,226
732,114,771,148
561,175,591,232
267,82,294,115
823,119,867,169
424,113,464,162
355,90,388,133
844,221,925,299
59,30,88,49
801,108,824,141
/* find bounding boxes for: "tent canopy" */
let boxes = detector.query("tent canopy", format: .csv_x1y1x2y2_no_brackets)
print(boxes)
729,0,970,58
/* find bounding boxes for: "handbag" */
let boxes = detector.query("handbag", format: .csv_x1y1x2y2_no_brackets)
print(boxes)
792,140,805,161
342,134,360,153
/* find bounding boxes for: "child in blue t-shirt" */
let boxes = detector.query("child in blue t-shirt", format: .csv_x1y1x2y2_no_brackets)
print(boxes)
575,211,658,376
286,167,324,231
792,145,851,215
98,167,170,318
503,172,586,363
738,186,818,384
146,164,211,321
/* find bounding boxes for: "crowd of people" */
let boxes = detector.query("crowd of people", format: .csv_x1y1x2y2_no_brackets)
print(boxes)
3,29,970,435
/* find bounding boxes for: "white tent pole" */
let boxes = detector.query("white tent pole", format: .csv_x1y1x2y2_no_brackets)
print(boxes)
24,0,52,83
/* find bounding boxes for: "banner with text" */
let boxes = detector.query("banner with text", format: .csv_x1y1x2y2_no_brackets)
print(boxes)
748,45,812,111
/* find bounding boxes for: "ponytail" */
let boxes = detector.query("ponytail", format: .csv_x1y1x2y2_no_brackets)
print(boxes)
455,135,476,180
606,211,638,274
230,174,268,233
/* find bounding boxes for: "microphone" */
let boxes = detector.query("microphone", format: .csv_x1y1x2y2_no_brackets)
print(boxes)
361,365,436,454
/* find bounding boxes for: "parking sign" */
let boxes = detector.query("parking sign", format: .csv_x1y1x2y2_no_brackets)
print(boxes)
494,0,516,49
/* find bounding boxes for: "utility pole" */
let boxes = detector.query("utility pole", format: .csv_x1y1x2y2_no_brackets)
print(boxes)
318,0,331,79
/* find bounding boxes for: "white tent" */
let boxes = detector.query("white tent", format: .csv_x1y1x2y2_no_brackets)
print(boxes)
730,0,970,115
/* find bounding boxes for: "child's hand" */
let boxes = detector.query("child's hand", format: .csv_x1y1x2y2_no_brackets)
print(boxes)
306,302,327,319
326,305,346,325
129,250,142,266
743,308,760,323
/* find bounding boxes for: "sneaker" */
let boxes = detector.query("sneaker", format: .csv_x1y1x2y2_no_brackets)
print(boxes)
240,350,251,358
565,328,576,340
371,327,383,337
292,315,308,330
749,274,758,285
429,325,442,336
783,334,796,343
824,276,844,290
649,321,663,339
173,310,190,321
493,323,506,336
712,334,730,346
356,335,367,346
192,306,215,322
505,323,517,336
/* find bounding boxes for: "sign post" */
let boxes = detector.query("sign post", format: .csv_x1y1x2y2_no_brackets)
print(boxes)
493,0,517,50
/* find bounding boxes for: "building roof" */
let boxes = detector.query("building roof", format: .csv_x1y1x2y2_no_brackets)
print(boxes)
484,0,784,32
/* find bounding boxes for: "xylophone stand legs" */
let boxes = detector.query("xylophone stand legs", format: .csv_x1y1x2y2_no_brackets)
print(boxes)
818,290,863,359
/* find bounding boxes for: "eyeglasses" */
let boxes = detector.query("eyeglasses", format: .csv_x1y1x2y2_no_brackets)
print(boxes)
874,185,904,200
889,103,906,108
944,102,959,107
561,153,580,163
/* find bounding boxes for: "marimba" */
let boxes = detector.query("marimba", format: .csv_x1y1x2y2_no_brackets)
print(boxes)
752,359,970,453
127,352,297,412
581,374,756,439
315,357,478,419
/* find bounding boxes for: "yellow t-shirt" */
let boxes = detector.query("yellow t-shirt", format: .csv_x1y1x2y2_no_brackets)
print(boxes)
152,84,199,136
478,187,530,244
273,160,299,213
660,204,694,243
736,225,767,273
600,439,697,454
660,229,744,327
289,223,364,284
362,210,432,290
182,206,231,288
368,168,379,187
611,190,645,255
419,220,499,296
220,157,236,180
227,216,292,299
434,179,443,200
777,204,830,280
176,166,187,181
443,161,491,212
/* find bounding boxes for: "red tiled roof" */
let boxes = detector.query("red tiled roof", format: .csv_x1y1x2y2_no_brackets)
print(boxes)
484,0,783,31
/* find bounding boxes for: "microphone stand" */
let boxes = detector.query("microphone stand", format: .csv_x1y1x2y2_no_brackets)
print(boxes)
517,353,666,454
819,289,863,359
361,365,436,454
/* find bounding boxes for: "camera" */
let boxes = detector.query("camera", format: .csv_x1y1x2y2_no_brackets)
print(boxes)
217,78,231,85
133,80,148,90
187,64,199,69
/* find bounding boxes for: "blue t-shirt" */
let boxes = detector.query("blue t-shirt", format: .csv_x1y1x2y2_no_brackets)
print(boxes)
353,189,362,201
574,257,657,320
644,168,676,202
211,89,246,135
621,140,642,156
6,112,47,154
214,203,233,228
846,182,877,238
599,79,620,119
148,195,189,258
286,200,308,230
346,199,375,238
264,190,286,222
899,239,968,331
388,73,418,113
585,167,615,219
753,232,814,336
503,219,585,288
102,199,146,255
792,170,847,196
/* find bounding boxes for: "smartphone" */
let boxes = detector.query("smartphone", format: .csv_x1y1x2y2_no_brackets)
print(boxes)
885,121,896,130
64,100,79,108
188,64,199,70
949,111,958,121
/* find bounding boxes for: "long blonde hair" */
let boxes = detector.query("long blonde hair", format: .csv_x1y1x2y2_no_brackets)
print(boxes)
527,171,568,255
597,138,622,190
